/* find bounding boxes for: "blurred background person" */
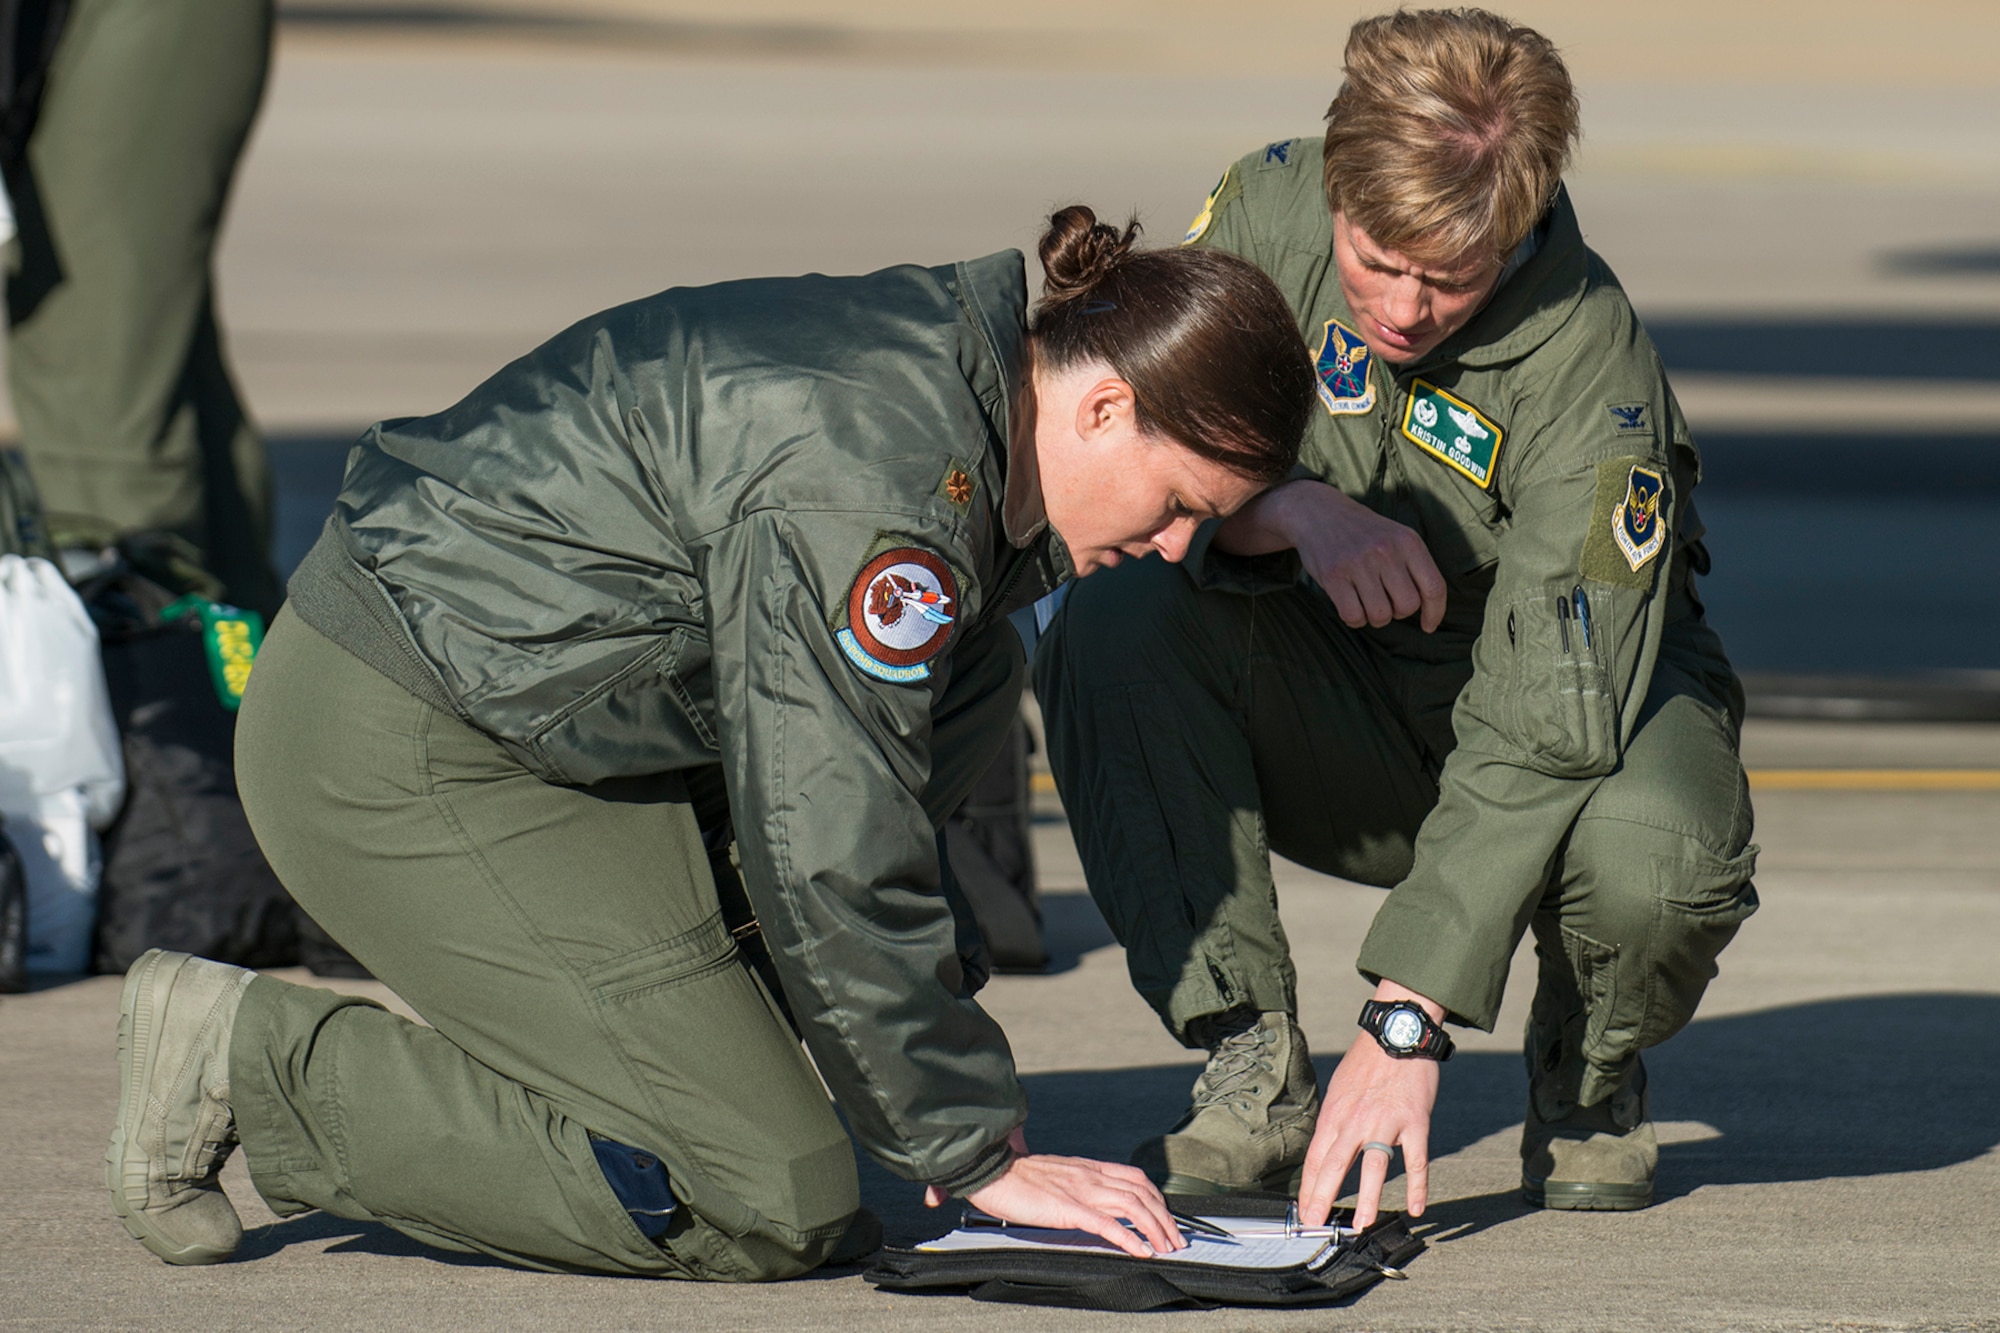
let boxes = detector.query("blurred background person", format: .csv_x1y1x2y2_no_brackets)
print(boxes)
2,0,280,619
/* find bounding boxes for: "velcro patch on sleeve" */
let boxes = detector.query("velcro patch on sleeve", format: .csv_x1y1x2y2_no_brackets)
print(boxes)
1580,457,1671,589
836,545,959,684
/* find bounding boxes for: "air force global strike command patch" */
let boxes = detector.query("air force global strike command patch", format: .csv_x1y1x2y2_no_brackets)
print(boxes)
1312,319,1376,416
1402,380,1503,488
837,547,958,684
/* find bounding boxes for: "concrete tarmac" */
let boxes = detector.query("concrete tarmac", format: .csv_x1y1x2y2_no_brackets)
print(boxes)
4,719,1999,1330
4,6,1998,1329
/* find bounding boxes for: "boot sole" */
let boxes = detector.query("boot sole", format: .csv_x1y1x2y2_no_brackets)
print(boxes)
1160,1164,1303,1199
1522,1177,1653,1211
107,950,236,1265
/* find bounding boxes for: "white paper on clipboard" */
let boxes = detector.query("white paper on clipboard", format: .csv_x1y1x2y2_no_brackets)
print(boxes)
915,1215,1356,1270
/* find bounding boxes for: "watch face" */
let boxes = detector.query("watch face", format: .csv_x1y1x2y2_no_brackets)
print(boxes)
1382,1008,1424,1051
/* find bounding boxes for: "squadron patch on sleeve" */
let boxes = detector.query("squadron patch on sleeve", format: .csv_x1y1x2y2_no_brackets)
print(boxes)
1401,380,1503,488
1312,319,1377,416
837,546,958,684
1181,167,1239,245
1580,457,1672,589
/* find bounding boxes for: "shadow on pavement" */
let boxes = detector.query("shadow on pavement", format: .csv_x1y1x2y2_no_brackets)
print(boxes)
1036,890,1116,975
867,992,2000,1245
1646,317,2000,381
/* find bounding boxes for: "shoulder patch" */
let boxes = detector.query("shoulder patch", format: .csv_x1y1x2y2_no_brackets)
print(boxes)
1181,167,1240,246
1401,380,1503,489
1311,319,1376,416
1580,458,1671,588
837,546,958,683
1260,140,1291,167
1606,402,1652,437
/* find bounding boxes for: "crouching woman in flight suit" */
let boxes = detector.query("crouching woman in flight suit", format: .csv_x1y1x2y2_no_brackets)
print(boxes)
104,207,1318,1281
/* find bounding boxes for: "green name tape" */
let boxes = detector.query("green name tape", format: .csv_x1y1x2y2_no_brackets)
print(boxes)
161,596,265,712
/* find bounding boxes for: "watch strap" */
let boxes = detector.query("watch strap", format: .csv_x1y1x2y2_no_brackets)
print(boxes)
1359,999,1455,1062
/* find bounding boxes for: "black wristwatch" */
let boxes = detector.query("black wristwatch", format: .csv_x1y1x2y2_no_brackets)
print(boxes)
1358,999,1455,1061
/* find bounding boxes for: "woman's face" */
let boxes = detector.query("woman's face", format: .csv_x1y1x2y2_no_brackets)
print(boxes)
1331,210,1505,366
1035,366,1266,577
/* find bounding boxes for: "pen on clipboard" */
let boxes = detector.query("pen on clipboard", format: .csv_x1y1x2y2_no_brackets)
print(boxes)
961,1204,1233,1241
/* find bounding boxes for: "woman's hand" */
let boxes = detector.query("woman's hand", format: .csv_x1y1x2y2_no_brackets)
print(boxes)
1296,984,1445,1229
922,1127,1186,1258
1214,480,1447,632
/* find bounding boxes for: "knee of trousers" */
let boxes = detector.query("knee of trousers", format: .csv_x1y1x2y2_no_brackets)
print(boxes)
1536,811,1759,1068
666,1167,861,1282
1033,554,1246,706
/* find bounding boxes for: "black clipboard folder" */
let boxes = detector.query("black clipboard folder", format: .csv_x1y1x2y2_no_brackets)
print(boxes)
864,1197,1425,1312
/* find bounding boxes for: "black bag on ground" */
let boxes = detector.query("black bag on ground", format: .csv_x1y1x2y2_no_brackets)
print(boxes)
79,542,364,976
865,1201,1424,1312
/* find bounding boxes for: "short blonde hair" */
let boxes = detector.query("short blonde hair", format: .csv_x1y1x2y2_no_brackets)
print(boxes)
1322,8,1580,267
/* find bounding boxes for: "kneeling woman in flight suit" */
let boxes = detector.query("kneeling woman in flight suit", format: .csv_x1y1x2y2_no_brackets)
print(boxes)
106,208,1316,1280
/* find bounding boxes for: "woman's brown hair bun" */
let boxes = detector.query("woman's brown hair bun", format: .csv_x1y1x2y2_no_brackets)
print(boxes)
1037,205,1140,308
1031,203,1313,488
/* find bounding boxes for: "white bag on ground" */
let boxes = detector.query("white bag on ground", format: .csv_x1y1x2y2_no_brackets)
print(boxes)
0,554,125,972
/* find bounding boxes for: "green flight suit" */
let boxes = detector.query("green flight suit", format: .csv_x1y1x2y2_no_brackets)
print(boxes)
1036,140,1758,1117
230,251,1070,1278
6,0,279,616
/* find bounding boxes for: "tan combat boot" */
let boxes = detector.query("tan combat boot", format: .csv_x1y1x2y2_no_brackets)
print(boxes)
1521,1056,1657,1210
106,949,256,1264
1133,1011,1320,1196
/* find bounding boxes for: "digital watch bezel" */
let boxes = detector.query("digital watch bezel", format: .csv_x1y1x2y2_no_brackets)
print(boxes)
1358,999,1455,1062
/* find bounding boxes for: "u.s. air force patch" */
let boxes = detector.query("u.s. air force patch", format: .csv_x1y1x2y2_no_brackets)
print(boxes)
1401,380,1502,488
1580,457,1671,589
1312,319,1376,416
837,547,958,684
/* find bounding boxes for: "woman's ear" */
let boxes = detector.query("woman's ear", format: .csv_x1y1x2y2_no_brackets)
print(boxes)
1072,375,1138,443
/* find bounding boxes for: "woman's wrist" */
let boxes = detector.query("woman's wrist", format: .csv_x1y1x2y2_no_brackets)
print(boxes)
1371,978,1447,1024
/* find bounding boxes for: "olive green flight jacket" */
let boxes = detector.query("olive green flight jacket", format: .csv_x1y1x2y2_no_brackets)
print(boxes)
287,251,1068,1196
1186,139,1742,1031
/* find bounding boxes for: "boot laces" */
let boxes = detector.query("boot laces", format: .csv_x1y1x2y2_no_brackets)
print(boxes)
1191,1023,1277,1113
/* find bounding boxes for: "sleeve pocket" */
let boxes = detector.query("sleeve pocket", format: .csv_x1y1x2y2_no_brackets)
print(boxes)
1478,584,1623,778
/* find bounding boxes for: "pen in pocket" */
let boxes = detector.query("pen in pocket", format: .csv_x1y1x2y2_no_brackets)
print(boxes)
1572,585,1592,649
1556,594,1571,652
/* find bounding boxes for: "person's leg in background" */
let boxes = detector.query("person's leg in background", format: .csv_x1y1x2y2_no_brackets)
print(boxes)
6,0,280,617
111,608,859,1279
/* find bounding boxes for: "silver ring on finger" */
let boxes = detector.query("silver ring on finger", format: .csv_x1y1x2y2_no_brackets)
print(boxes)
1361,1141,1396,1158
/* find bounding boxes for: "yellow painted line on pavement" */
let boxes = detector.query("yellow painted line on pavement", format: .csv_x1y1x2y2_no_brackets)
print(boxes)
1036,770,2000,795
1747,769,2000,791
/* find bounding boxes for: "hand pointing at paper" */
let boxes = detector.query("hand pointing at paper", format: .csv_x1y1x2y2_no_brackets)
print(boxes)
924,1126,1189,1258
1295,981,1447,1230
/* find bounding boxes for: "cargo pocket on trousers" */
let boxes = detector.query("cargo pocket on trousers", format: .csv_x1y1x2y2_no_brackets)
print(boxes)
1555,922,1625,1076
1640,842,1760,1048
579,911,740,1003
